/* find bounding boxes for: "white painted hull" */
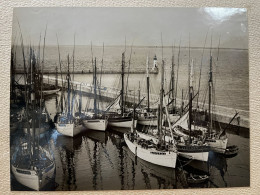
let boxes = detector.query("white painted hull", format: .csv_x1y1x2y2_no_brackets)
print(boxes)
56,123,86,137
11,163,55,191
137,132,209,162
83,119,108,131
109,119,137,128
137,117,157,126
42,89,60,95
207,138,228,154
124,134,177,168
137,114,179,126
177,150,209,162
11,147,55,191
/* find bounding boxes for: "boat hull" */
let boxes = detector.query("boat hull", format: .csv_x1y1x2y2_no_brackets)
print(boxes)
177,149,209,162
206,137,228,154
137,132,209,162
83,119,108,131
124,134,177,168
11,163,55,191
42,89,60,95
108,118,137,128
56,123,86,137
137,114,179,126
137,117,157,126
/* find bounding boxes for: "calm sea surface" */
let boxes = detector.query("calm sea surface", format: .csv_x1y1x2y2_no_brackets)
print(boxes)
14,45,249,111
11,45,249,190
11,93,249,191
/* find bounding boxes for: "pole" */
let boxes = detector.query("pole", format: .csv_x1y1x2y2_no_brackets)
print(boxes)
121,52,125,115
146,56,150,112
94,57,97,115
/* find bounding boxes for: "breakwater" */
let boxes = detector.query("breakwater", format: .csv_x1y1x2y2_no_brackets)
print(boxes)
43,76,249,129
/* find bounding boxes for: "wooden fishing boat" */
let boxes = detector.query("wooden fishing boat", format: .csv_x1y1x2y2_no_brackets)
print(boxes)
106,53,137,129
56,54,86,137
11,47,56,190
11,143,55,191
124,59,177,168
224,145,239,157
124,133,177,168
82,58,108,131
42,88,60,96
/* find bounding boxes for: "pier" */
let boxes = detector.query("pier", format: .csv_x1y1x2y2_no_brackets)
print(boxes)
43,76,249,129
15,67,159,74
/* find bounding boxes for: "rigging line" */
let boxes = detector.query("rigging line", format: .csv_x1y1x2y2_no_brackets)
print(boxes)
217,34,221,62
202,85,209,110
197,29,209,108
100,42,104,89
175,35,182,108
72,33,76,81
125,39,134,104
161,32,164,60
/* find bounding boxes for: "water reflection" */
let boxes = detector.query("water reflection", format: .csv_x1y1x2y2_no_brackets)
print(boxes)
11,92,249,191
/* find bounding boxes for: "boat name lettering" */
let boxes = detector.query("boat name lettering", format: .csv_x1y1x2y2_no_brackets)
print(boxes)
150,152,166,155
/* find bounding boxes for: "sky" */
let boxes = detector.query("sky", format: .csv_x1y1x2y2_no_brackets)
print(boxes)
12,7,248,49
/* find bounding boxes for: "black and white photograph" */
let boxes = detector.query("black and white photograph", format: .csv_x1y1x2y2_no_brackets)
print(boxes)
10,7,249,191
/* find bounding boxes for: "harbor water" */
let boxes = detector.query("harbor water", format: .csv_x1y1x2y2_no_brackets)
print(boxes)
11,45,249,190
10,92,249,190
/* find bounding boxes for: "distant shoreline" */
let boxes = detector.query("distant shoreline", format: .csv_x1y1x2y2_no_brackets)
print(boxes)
13,44,248,51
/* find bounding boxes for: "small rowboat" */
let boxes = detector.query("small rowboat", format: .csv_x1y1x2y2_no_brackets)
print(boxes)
187,174,209,184
224,145,239,158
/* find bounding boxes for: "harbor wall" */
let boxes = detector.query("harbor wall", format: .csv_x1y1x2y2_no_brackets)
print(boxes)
43,76,249,129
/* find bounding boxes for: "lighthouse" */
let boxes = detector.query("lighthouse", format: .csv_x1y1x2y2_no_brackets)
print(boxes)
152,55,158,71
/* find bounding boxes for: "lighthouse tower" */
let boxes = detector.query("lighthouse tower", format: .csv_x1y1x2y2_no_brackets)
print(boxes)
152,55,158,71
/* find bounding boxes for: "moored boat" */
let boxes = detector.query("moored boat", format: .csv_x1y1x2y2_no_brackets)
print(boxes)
11,143,55,191
124,59,177,168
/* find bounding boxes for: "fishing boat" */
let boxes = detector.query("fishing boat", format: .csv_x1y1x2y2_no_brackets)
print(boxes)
137,54,179,126
42,88,60,96
106,52,137,128
174,55,234,154
11,48,55,190
224,145,239,157
137,56,158,126
55,55,86,137
170,60,210,162
137,60,210,162
124,60,177,168
11,143,55,191
42,67,60,96
83,58,108,131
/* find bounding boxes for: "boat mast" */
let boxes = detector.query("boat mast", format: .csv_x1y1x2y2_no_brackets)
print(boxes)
138,81,141,103
158,60,165,144
189,60,194,144
79,84,82,115
171,47,175,111
121,52,125,115
146,56,150,112
56,35,64,113
132,89,136,134
30,47,36,157
94,57,97,115
67,54,71,120
208,55,213,134
55,66,58,87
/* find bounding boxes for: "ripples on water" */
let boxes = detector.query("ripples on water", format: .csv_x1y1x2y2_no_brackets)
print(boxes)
11,94,249,191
